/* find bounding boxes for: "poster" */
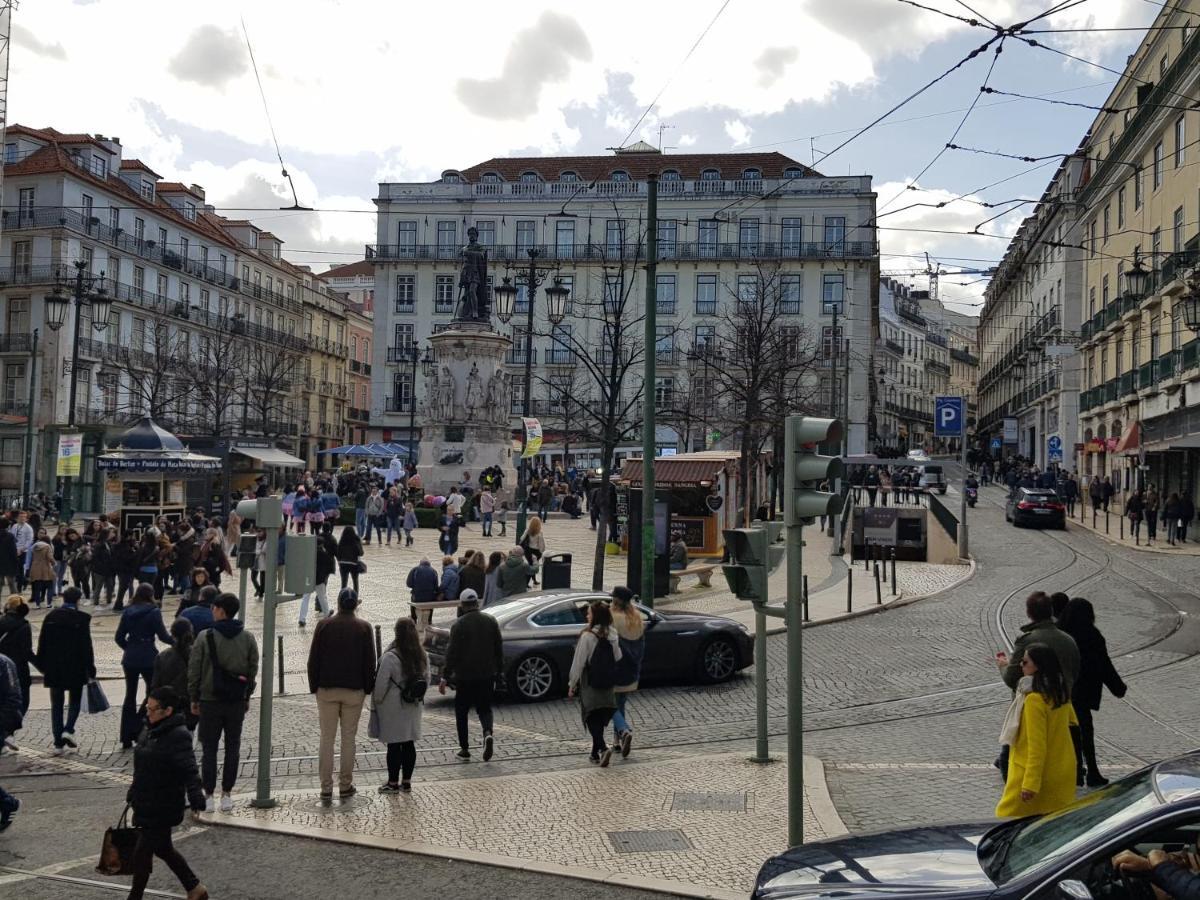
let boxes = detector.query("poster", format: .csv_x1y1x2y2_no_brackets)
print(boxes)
167,481,184,504
103,480,122,515
521,417,543,459
56,433,83,477
1002,417,1019,443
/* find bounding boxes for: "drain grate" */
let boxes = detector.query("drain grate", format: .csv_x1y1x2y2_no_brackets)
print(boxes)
670,791,749,812
607,829,693,853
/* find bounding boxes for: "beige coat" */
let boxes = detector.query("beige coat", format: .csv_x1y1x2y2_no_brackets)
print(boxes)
29,540,55,582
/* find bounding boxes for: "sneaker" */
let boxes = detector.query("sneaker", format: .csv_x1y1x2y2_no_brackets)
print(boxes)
599,747,613,768
52,745,65,756
61,734,77,749
620,731,632,758
399,782,412,793
186,885,209,900
482,734,494,762
0,797,19,832
378,782,400,794
204,795,215,813
298,620,306,628
455,748,471,761
588,754,600,765
339,786,357,798
219,793,233,813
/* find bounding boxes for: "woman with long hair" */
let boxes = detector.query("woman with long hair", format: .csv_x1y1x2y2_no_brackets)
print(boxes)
459,550,487,599
996,643,1077,817
336,526,364,596
519,515,545,585
482,550,505,607
152,618,198,731
1059,598,1126,787
373,617,428,793
115,583,174,749
609,586,645,758
567,600,622,767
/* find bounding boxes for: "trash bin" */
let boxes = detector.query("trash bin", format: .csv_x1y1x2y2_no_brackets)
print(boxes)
541,552,572,589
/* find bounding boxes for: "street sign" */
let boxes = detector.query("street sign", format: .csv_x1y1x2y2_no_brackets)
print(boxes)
990,437,1002,450
1047,435,1063,463
934,396,964,437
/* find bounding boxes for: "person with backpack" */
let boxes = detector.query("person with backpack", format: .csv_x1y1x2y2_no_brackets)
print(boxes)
372,617,428,793
438,589,502,762
567,600,623,766
187,593,259,812
609,586,645,759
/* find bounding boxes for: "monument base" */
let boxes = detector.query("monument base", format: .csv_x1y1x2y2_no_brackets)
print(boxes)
416,326,518,501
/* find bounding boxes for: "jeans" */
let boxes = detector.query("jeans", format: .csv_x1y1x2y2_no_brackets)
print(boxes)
299,583,328,623
481,511,493,536
586,709,614,757
355,508,368,538
127,825,200,899
95,574,116,604
316,687,365,793
1072,700,1101,776
53,560,67,595
116,573,134,608
1147,516,1158,541
611,691,632,735
31,579,53,607
340,567,360,595
198,699,246,794
1131,518,1142,539
1168,518,1179,543
50,685,82,745
386,740,416,783
403,527,414,547
386,515,400,543
368,517,383,545
453,678,494,751
251,570,265,596
120,666,154,744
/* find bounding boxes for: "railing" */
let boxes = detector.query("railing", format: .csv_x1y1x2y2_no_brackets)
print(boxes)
896,304,926,327
0,400,29,417
1120,293,1141,315
386,345,419,364
366,239,879,263
949,347,978,366
505,348,537,365
925,359,951,376
656,300,677,315
926,332,947,348
0,333,33,353
347,407,370,421
1139,360,1157,390
384,396,414,413
349,359,363,373
1183,340,1199,371
655,347,681,365
544,348,575,365
1104,379,1119,403
1118,371,1135,396
884,338,903,356
1159,349,1178,381
1161,242,1199,287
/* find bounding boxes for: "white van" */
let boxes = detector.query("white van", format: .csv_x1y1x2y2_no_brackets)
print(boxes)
918,464,947,494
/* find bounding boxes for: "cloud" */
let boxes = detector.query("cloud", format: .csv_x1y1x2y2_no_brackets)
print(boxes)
13,24,67,60
168,25,247,89
755,46,798,87
456,11,592,120
724,119,752,147
677,133,697,147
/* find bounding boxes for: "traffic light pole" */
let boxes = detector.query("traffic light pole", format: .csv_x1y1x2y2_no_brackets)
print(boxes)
784,419,805,847
753,605,770,763
958,432,969,558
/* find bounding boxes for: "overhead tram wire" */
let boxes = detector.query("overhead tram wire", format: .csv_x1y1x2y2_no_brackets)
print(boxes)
981,85,1199,113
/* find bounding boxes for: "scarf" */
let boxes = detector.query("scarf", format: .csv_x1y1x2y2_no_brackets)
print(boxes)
999,675,1033,746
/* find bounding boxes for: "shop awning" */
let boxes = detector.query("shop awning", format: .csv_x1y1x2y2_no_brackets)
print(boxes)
1114,422,1140,455
620,458,727,487
231,446,305,467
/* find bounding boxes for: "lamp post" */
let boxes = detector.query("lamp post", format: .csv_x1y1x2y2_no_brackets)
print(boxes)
1177,273,1200,333
44,261,113,521
411,344,433,465
1122,253,1152,300
494,251,568,538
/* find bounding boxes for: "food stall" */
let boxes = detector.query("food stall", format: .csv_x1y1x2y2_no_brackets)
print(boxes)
95,418,221,535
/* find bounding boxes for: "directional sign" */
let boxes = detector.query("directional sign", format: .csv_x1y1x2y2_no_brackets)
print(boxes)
990,437,1002,451
1048,435,1063,463
934,396,964,437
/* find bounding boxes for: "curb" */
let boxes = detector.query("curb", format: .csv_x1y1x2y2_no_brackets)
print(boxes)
804,755,849,838
1068,515,1200,556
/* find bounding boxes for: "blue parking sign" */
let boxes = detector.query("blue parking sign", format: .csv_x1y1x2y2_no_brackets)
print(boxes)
934,396,964,437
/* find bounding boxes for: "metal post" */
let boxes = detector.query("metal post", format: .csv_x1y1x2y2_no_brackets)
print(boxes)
237,564,249,622
958,423,969,558
252,523,281,809
784,504,805,845
277,634,285,695
515,249,539,541
802,574,809,622
846,564,853,613
890,547,897,595
60,267,88,522
874,562,882,605
752,605,769,763
374,623,383,661
1105,509,1110,534
21,329,39,501
641,174,659,607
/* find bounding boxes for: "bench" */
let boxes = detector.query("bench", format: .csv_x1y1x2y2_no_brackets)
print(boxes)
411,599,464,634
669,564,717,594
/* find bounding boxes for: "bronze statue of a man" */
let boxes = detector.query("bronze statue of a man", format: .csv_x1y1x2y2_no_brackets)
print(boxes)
456,226,490,324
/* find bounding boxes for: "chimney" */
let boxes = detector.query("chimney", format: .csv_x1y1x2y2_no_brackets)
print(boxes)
189,184,205,199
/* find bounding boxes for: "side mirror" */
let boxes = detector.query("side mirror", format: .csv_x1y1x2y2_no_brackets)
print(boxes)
1056,880,1093,900
646,612,662,629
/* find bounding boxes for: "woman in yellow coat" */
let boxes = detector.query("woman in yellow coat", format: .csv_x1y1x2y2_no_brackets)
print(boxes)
996,643,1078,818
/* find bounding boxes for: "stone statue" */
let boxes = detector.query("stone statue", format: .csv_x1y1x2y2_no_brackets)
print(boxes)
455,226,490,324
464,363,484,416
437,365,457,421
498,371,513,424
425,366,440,415
485,368,501,413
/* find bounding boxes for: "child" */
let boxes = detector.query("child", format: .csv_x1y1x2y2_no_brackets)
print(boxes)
497,500,509,537
402,502,418,548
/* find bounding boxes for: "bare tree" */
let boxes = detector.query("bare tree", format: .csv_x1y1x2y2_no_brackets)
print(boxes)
185,307,248,438
108,318,193,424
241,341,304,443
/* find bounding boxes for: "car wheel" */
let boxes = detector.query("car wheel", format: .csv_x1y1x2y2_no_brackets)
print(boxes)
510,653,559,702
698,636,739,684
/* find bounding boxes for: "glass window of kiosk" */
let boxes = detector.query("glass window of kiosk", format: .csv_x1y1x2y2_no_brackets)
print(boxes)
122,481,162,506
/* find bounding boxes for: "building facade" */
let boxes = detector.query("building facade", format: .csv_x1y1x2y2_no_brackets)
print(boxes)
368,146,878,465
322,260,375,446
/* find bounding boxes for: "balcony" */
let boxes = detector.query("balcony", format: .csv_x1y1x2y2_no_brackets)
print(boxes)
1120,293,1142,317
1103,304,1121,330
263,419,300,436
1119,371,1136,397
949,347,978,366
1139,360,1158,391
1104,378,1119,404
1159,349,1178,382
655,347,681,366
884,338,903,356
0,400,29,417
347,406,369,422
925,359,951,376
896,304,927,328
505,348,537,365
0,333,33,353
366,239,879,264
1080,319,1094,341
1184,340,1200,372
349,359,363,373
926,332,947,348
544,348,575,366
386,345,421,365
384,396,415,414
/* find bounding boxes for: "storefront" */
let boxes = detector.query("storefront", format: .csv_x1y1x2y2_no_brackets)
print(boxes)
1142,409,1200,507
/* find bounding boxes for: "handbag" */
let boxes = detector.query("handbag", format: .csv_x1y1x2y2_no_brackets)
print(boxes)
84,679,110,715
96,805,139,875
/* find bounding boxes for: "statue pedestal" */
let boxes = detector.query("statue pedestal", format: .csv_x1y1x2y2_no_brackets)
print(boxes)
417,325,518,500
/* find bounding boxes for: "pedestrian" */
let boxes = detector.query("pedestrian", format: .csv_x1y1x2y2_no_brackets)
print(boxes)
307,588,376,800
180,585,217,635
115,584,174,749
610,586,644,758
405,557,439,625
251,528,268,599
152,618,198,731
482,550,505,607
92,529,117,606
445,486,466,529
113,533,138,610
0,648,22,831
879,468,892,508
1144,486,1160,543
537,480,553,520
134,532,160,603
479,488,495,537
995,643,1076,818
125,686,209,900
497,545,537,598
438,588,501,761
669,533,688,571
36,586,95,752
1059,597,1126,787
567,599,622,767
384,490,403,546
51,526,68,597
459,550,487,600
373,617,428,794
1127,489,1144,540
293,486,309,534
439,555,461,604
863,466,880,507
1102,476,1114,512
10,511,32,595
187,592,258,812
438,509,460,557
336,526,364,596
0,597,33,716
497,500,510,537
402,502,418,548
519,515,545,583
1062,474,1078,517
1088,476,1103,513
298,528,336,627
1180,491,1195,543
176,568,211,618
354,481,369,540
364,487,385,545
0,521,17,598
28,530,55,609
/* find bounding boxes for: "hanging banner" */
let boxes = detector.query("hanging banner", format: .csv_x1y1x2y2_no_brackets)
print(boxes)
56,433,83,477
521,417,543,459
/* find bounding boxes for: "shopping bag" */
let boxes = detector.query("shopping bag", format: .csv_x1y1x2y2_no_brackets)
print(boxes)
84,680,110,715
96,805,138,875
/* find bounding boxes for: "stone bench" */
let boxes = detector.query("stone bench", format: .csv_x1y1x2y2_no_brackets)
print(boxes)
669,564,716,594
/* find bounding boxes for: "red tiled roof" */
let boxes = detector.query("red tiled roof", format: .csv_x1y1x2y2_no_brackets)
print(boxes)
119,158,162,178
156,181,203,198
8,125,112,153
322,260,373,279
458,151,818,182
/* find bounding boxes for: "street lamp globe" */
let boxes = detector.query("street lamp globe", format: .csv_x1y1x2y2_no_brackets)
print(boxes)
1178,282,1200,332
89,282,113,331
544,278,569,325
44,286,69,332
494,276,517,324
1122,257,1151,299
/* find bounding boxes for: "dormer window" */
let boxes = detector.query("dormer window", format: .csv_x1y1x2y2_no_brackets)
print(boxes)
700,169,721,181
661,170,681,181
249,232,258,249
742,168,762,180
183,201,197,221
519,171,541,183
94,157,109,180
140,180,154,200
481,172,503,184
559,171,579,182
441,170,463,183
784,167,804,179
610,170,630,181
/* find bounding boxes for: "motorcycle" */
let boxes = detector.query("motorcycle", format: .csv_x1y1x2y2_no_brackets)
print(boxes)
965,485,978,508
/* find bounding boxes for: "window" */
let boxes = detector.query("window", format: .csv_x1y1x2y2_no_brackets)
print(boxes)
1176,116,1186,167
394,275,415,313
1089,221,1097,254
199,289,210,314
657,219,677,258
698,219,719,257
5,298,29,334
821,274,845,315
179,237,190,262
481,172,502,184
11,241,30,278
510,375,525,415
655,325,675,362
519,171,540,183
554,219,575,258
1133,168,1143,209
132,317,146,350
656,274,677,315
183,201,196,221
140,180,154,200
1161,52,1169,76
784,166,804,179
393,323,414,350
133,266,145,298
475,220,495,246
1152,228,1162,271
695,274,717,315
80,247,94,275
548,324,573,364
694,324,718,354
1102,273,1110,306
558,171,579,182
17,187,33,224
605,219,624,254
741,168,761,180
1088,286,1096,318
822,326,843,361
435,275,456,314
1175,206,1185,251
780,274,802,314
824,217,847,253
350,335,357,360
603,274,622,314
782,217,803,253
391,372,414,412
1153,141,1164,189
3,363,25,405
516,219,537,250
397,221,417,255
1116,187,1125,228
654,376,675,409
1151,314,1161,358
109,206,121,234
700,168,720,181
2,143,14,164
1102,205,1110,243
436,221,457,257
610,170,630,182
738,218,760,255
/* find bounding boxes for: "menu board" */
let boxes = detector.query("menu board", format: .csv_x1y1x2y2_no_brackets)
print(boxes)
670,516,708,549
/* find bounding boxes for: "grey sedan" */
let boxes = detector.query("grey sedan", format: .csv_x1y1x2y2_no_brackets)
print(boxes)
424,590,754,702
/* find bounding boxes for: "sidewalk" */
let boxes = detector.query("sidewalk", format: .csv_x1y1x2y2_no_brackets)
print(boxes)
1067,502,1200,556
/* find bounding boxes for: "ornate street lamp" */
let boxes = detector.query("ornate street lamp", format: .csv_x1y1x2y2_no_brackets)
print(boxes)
543,278,569,325
1122,255,1151,299
1178,274,1200,332
44,285,69,331
493,277,517,324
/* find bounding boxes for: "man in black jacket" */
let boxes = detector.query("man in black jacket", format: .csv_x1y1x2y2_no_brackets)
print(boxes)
0,521,19,598
36,586,95,751
90,530,116,606
438,589,503,762
1114,848,1200,899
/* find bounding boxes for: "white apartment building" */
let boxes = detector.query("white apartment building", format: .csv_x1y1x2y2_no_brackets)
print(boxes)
876,281,940,452
368,145,878,462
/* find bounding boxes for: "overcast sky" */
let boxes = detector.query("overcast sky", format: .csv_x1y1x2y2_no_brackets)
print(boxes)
11,0,1163,313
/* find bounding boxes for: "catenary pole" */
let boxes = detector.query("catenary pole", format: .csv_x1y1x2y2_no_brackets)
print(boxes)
641,175,658,606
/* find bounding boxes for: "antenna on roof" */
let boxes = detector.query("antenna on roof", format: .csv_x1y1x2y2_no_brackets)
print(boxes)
657,123,674,152
241,17,313,212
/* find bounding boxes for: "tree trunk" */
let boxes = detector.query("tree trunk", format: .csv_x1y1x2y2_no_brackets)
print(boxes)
739,425,753,527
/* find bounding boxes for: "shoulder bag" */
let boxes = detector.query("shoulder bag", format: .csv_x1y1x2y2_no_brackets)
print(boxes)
96,805,138,875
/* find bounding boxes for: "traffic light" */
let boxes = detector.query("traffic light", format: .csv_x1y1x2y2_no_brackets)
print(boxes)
235,496,283,528
285,534,316,595
722,526,784,602
785,416,845,526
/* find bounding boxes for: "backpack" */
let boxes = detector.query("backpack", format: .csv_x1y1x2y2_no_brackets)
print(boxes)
586,630,618,689
206,631,250,702
377,649,427,704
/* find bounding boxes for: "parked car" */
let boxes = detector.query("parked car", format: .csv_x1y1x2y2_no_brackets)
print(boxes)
754,751,1200,899
916,464,948,495
423,590,754,702
1006,487,1067,529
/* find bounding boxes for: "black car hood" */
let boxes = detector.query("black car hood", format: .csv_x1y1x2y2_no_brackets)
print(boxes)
755,823,996,898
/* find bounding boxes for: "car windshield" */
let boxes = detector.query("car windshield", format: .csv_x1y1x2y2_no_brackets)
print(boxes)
983,769,1160,884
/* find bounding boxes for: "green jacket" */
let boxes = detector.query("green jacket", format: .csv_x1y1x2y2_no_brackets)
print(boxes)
1003,619,1079,692
187,622,260,703
497,555,536,598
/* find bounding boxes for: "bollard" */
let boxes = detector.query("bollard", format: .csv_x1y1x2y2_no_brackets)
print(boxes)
846,565,853,613
1106,510,1110,534
1121,513,1125,541
802,574,810,622
890,547,897,595
374,624,383,661
874,562,882,605
1092,507,1097,528
277,635,285,695
865,544,871,572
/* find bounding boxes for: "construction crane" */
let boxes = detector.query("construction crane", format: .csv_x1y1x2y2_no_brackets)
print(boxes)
925,252,996,300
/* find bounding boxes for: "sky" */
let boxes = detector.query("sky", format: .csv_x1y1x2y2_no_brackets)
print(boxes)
10,0,1167,315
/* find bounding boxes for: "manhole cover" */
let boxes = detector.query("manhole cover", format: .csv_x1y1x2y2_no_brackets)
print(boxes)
607,829,692,854
670,791,749,812
300,794,376,813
